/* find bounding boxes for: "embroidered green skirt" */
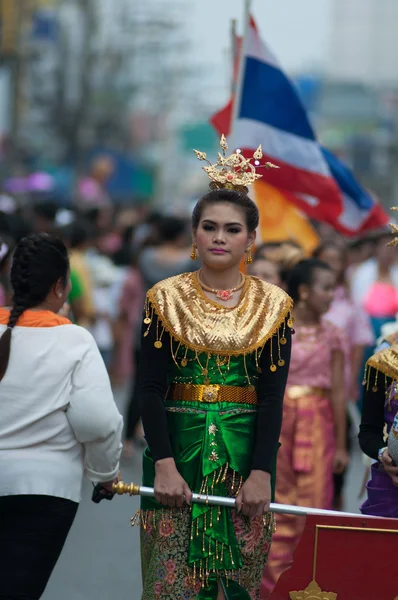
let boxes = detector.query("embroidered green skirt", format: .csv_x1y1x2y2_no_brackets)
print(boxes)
138,400,276,600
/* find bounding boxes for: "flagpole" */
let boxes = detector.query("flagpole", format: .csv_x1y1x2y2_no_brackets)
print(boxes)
230,19,237,95
230,0,252,140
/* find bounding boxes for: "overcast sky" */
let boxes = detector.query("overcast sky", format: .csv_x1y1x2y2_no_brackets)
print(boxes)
185,0,332,105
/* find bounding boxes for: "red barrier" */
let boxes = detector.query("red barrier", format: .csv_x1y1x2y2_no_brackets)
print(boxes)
270,514,398,600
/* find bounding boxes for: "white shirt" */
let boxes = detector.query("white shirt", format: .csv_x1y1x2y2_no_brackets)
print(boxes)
0,312,123,502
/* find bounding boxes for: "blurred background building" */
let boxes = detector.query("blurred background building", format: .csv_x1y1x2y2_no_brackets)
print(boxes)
328,0,398,86
295,0,398,208
0,0,398,209
0,0,202,207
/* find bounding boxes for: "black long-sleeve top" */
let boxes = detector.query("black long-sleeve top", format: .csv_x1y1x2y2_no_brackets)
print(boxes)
140,314,292,474
359,371,391,460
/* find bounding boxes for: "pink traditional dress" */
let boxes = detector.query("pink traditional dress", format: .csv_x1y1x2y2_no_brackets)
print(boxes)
261,319,346,598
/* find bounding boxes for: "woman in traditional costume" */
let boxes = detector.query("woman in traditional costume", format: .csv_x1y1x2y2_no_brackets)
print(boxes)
359,220,398,517
261,259,349,598
137,137,293,600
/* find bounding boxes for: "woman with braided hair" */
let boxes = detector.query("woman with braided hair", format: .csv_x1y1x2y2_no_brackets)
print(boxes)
0,233,123,600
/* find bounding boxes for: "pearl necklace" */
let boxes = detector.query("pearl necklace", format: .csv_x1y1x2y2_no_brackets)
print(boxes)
197,271,245,301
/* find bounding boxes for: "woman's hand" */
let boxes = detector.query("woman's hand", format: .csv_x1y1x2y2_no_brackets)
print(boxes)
98,471,121,493
235,470,271,518
380,449,398,486
333,448,349,474
154,458,192,508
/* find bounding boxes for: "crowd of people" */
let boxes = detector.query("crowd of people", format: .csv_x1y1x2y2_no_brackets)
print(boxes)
0,182,398,599
2,198,395,389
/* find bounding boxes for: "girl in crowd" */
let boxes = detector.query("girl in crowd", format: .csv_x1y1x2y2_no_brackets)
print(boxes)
261,259,349,598
0,233,123,600
137,158,293,597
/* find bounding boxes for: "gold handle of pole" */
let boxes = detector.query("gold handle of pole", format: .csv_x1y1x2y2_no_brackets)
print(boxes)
112,481,140,496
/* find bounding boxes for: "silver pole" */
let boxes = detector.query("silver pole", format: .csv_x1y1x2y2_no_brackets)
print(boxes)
116,484,369,519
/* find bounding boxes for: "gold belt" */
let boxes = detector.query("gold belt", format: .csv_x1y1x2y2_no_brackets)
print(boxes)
287,385,330,400
166,383,258,405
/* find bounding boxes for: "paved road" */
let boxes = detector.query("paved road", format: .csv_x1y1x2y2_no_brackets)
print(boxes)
43,389,366,600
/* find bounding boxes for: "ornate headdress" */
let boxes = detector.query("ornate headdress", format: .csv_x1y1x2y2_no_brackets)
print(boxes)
388,207,398,247
194,134,279,194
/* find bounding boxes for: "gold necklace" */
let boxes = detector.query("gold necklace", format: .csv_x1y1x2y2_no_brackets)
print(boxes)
197,270,245,301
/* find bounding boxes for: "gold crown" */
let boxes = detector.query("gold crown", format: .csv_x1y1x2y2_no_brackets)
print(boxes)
388,207,398,246
194,134,279,194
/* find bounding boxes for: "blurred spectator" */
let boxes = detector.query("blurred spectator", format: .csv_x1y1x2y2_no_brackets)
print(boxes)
0,211,31,244
123,215,195,457
346,236,376,281
111,247,144,386
315,241,374,399
32,200,58,233
85,233,122,368
59,220,96,327
137,216,194,289
253,242,305,291
255,240,289,262
248,256,281,287
132,211,163,251
112,224,135,268
351,232,398,339
84,206,114,237
76,156,114,209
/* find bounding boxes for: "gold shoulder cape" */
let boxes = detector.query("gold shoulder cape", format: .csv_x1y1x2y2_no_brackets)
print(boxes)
144,271,293,356
366,344,398,383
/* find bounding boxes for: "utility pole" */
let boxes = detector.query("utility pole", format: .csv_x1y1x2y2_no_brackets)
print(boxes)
230,0,252,141
230,18,237,95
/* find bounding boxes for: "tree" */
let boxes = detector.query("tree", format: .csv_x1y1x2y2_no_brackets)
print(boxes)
15,0,195,166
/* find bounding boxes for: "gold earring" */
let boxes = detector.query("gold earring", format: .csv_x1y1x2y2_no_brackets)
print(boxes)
244,247,253,265
190,244,197,261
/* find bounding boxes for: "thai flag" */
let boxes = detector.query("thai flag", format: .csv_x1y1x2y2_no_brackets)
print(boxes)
211,18,388,236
